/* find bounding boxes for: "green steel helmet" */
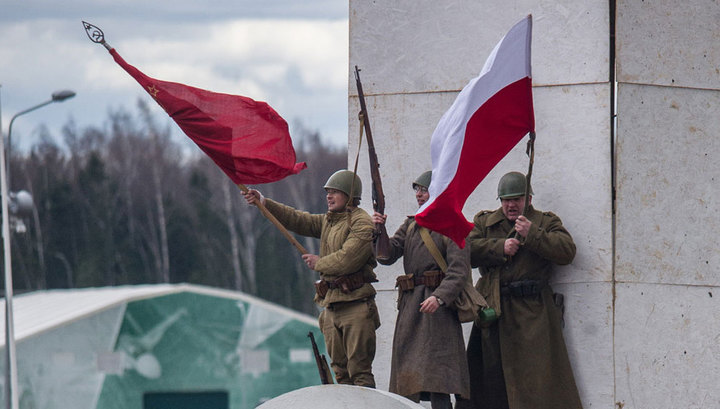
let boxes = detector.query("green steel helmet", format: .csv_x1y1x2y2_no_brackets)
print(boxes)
497,171,533,199
412,170,432,190
324,170,362,199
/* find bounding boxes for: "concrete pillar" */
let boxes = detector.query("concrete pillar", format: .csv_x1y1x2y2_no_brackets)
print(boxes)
615,1,720,407
349,1,612,407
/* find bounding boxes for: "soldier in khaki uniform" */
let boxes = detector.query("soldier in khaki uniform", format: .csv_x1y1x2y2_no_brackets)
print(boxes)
243,169,380,387
457,172,582,409
372,171,470,409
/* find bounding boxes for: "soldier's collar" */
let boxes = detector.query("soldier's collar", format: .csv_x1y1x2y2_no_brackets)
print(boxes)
487,205,538,225
326,210,345,220
326,207,356,219
486,208,506,225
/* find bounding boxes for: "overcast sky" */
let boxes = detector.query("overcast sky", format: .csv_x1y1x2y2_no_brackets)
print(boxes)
0,0,349,152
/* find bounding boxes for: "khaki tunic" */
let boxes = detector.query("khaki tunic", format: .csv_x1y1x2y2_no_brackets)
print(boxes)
264,199,380,386
464,206,582,409
264,199,378,307
380,217,471,400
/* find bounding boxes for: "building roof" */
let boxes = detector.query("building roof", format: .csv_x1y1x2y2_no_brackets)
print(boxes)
0,283,317,346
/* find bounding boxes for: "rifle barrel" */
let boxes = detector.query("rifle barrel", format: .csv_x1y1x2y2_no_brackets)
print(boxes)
354,66,391,258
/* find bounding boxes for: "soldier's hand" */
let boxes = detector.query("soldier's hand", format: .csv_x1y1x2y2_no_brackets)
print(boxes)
504,238,520,256
419,295,440,314
514,215,531,238
372,212,387,225
302,254,319,270
242,188,265,206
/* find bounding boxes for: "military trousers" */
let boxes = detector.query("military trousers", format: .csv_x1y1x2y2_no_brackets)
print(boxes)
319,297,380,387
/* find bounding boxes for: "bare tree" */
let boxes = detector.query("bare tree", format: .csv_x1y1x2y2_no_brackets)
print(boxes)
222,178,243,290
137,101,172,282
8,107,345,315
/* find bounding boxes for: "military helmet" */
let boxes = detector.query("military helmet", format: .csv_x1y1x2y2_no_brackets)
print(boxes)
412,170,432,190
497,171,533,199
324,170,362,199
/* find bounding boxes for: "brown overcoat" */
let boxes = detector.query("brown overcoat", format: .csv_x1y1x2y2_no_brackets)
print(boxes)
380,217,471,401
465,205,582,409
264,199,377,307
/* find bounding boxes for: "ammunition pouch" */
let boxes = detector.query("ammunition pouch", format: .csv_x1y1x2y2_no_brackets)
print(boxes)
314,280,329,298
419,270,445,289
395,270,446,292
315,270,372,298
395,274,415,291
500,279,547,298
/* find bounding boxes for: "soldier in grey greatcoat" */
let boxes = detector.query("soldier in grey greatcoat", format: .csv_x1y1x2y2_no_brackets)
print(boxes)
457,171,582,409
372,171,470,409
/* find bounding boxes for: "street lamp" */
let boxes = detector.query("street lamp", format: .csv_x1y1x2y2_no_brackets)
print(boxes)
1,89,76,409
6,90,76,188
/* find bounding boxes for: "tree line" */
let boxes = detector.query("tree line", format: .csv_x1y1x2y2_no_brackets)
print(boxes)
3,100,346,315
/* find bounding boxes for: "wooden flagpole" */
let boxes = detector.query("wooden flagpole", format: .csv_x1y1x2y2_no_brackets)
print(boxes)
521,131,536,217
237,184,308,255
510,131,536,241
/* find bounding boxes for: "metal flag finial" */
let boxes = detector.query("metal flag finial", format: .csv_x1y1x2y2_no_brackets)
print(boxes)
82,20,112,50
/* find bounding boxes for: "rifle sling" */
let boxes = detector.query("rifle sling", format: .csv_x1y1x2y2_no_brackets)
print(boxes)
348,113,364,202
412,222,448,273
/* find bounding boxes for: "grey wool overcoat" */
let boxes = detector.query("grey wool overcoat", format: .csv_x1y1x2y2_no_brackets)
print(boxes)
380,217,471,401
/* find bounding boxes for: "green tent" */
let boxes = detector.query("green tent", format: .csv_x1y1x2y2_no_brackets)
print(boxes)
0,284,327,409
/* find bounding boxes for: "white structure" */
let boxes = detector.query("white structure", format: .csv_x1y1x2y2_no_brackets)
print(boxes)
257,384,425,409
348,2,720,408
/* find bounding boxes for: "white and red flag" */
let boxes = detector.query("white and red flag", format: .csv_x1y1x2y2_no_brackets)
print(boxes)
415,15,535,248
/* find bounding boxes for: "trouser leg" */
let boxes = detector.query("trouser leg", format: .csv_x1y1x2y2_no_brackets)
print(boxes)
430,392,452,409
454,397,472,409
341,299,379,387
319,308,349,384
320,299,379,387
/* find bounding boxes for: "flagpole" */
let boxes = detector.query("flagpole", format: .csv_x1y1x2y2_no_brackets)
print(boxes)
508,131,536,243
236,184,308,255
521,131,536,217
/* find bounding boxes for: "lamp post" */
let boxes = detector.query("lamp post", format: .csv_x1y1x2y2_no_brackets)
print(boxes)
6,90,76,188
1,89,76,409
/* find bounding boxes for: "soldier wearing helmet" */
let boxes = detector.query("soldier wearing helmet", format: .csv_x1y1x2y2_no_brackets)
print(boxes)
243,169,380,387
456,171,582,409
372,170,471,409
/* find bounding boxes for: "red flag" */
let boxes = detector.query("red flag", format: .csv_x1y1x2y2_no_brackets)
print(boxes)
109,48,307,184
415,15,534,248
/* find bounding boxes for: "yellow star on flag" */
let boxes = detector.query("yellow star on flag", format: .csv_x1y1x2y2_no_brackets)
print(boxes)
147,84,160,97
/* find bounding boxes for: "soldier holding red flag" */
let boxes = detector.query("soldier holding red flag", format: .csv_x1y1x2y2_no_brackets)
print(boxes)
243,170,380,388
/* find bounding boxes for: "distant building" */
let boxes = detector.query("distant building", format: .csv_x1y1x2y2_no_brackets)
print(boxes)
0,284,326,409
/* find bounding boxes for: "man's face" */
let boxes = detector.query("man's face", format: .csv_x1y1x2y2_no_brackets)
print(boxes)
501,195,531,222
326,188,349,212
414,185,430,207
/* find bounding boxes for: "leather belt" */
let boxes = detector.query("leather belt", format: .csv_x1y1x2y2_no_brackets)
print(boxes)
500,279,547,297
326,297,372,311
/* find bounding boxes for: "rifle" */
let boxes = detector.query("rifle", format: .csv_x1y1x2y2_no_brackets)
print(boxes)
354,65,391,259
308,331,333,384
